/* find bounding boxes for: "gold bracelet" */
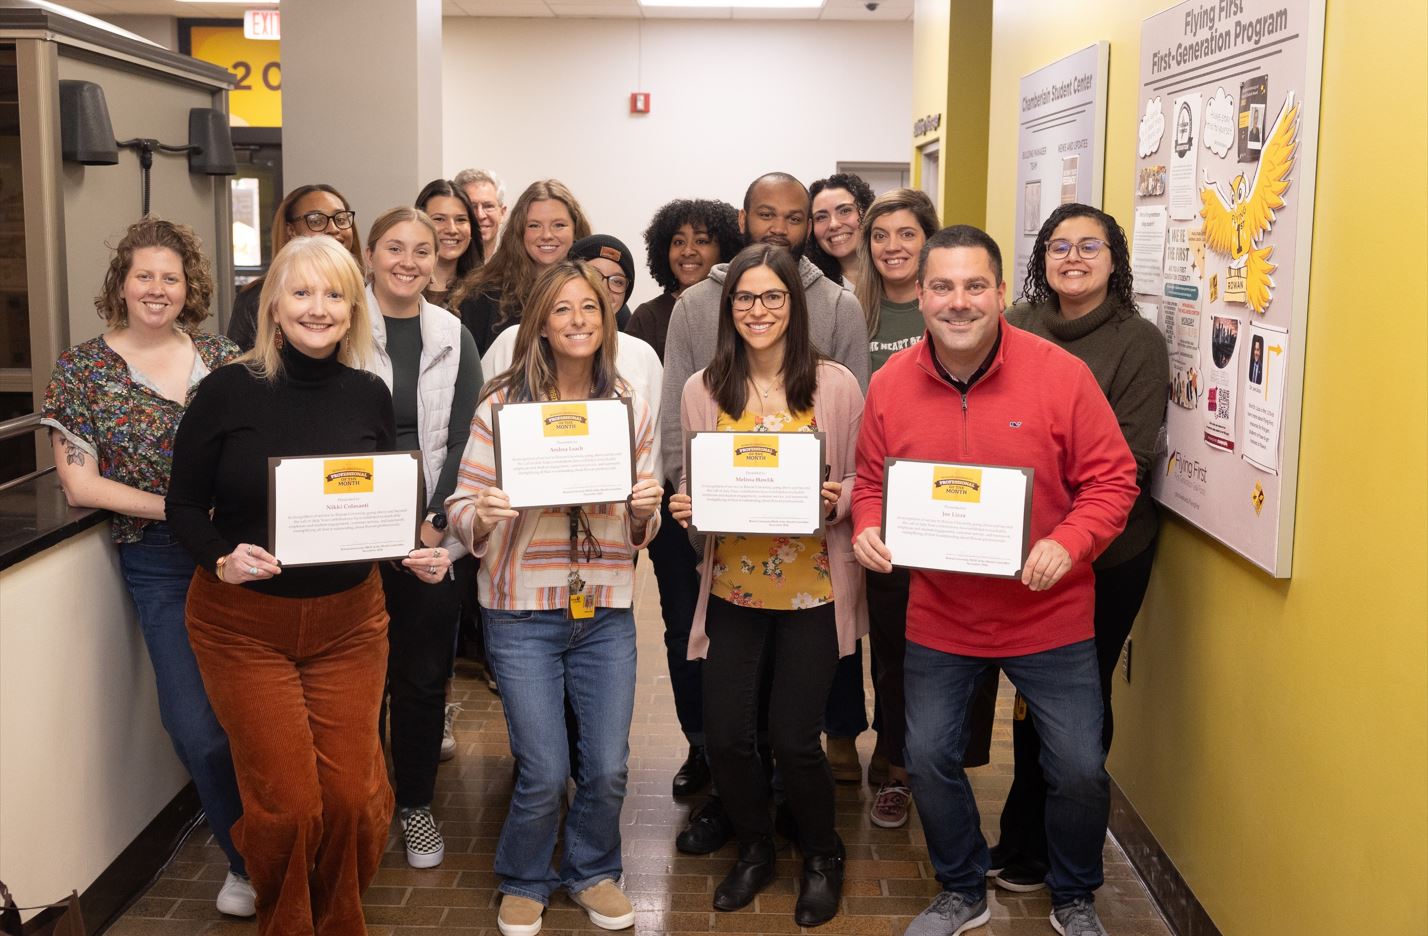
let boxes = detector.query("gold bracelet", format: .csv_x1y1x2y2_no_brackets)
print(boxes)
215,555,228,582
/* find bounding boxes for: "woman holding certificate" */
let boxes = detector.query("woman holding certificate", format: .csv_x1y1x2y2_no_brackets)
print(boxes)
166,236,451,936
446,260,660,936
668,244,867,928
986,203,1169,892
362,207,482,870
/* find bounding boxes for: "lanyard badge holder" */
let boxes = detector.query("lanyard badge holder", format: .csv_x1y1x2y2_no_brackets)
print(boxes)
567,506,596,619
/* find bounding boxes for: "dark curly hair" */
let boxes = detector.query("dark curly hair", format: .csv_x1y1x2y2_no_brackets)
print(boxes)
642,198,742,294
1018,203,1135,311
807,173,876,285
95,217,214,331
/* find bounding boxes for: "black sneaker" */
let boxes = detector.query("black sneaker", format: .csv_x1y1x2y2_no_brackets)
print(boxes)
676,796,734,854
986,842,1015,878
993,856,1048,892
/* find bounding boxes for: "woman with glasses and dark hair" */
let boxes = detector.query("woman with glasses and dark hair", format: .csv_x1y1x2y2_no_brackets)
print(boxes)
668,244,866,928
569,234,636,331
446,260,661,936
227,183,364,351
983,203,1169,893
808,173,876,288
414,179,484,310
453,179,592,356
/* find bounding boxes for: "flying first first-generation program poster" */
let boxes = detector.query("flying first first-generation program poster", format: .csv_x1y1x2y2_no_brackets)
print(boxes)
1135,0,1324,577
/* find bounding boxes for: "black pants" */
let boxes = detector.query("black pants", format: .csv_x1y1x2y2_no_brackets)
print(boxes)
381,562,459,808
995,540,1158,860
703,595,839,855
866,568,910,768
648,496,704,742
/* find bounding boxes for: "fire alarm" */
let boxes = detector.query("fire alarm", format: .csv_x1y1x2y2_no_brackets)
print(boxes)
630,92,651,115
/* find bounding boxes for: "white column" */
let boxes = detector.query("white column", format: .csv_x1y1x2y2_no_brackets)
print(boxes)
281,0,442,229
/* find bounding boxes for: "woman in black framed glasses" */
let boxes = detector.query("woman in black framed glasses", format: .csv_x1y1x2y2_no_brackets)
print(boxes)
446,259,661,936
227,184,364,350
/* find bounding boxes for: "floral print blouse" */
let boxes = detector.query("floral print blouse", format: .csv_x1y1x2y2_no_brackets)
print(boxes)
41,332,239,543
710,408,832,610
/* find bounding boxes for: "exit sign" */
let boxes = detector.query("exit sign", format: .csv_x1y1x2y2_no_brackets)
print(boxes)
244,10,280,41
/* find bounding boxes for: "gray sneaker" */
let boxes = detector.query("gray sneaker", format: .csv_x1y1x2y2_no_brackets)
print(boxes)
1051,897,1109,936
904,890,990,936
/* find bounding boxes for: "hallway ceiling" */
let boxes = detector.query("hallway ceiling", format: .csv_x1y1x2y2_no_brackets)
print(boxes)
58,0,913,21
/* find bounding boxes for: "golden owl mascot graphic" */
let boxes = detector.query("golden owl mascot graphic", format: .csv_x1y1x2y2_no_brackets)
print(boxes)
1199,92,1299,315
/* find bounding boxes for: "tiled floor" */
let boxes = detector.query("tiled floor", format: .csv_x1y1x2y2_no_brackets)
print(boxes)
108,566,1172,936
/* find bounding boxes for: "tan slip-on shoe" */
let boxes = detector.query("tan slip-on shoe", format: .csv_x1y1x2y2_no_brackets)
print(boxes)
497,894,544,936
825,735,862,782
570,879,635,930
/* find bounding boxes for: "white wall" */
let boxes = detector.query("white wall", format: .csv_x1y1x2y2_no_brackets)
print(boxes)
442,17,913,308
0,525,188,908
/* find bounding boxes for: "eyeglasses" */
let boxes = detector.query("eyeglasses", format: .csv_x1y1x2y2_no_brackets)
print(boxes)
1047,238,1105,260
731,290,788,312
595,272,629,293
289,210,356,232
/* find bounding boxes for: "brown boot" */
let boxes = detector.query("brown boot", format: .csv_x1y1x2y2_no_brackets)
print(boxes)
825,735,861,783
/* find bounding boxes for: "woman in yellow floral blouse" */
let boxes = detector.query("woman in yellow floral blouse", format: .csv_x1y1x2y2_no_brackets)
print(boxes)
669,244,866,929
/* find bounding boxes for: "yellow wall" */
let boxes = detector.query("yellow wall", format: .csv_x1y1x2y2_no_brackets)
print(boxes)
911,0,990,226
958,1,1428,933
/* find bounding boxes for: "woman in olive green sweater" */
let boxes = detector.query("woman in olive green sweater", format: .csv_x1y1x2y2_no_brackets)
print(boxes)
989,202,1170,891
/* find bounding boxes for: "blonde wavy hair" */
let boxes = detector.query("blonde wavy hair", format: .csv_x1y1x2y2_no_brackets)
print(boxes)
240,237,376,380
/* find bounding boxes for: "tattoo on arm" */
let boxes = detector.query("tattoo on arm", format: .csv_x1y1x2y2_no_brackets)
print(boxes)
63,439,85,467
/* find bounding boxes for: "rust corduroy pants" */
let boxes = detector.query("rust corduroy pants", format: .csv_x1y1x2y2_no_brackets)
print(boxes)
186,566,394,936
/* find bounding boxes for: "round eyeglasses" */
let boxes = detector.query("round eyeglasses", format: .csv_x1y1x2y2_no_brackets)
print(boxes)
1046,238,1105,260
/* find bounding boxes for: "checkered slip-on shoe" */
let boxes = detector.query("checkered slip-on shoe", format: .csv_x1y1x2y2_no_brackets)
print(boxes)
401,807,446,869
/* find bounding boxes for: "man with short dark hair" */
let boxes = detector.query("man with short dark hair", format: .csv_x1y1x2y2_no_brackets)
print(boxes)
851,225,1138,936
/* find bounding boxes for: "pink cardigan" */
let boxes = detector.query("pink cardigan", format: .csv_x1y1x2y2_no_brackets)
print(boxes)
679,360,869,659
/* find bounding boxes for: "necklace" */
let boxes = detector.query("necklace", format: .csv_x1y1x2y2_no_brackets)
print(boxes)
749,375,783,399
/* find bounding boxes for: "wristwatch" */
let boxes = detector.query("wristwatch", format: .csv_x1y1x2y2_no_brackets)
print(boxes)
425,510,447,531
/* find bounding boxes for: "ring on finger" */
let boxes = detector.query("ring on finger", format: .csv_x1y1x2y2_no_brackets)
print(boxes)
248,565,259,576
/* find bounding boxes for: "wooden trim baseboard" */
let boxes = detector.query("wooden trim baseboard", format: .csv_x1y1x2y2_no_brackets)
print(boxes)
1109,778,1223,936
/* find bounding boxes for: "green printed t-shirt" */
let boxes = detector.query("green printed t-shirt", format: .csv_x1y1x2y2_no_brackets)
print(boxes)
869,298,924,373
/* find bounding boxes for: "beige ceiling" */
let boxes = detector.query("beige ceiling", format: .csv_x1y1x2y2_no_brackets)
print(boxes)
58,0,912,21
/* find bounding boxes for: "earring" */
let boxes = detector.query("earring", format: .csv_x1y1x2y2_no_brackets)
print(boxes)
274,328,285,350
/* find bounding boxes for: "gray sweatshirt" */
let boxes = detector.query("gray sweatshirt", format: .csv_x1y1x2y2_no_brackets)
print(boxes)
658,256,870,487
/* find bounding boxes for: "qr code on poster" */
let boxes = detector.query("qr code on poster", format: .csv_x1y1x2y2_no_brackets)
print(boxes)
1216,387,1231,419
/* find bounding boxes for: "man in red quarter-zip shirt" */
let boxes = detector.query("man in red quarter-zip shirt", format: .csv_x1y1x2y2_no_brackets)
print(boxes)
850,225,1137,936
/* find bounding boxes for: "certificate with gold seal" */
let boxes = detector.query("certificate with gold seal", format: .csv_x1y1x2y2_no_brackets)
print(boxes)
492,398,636,509
267,450,423,567
685,430,826,536
881,458,1033,578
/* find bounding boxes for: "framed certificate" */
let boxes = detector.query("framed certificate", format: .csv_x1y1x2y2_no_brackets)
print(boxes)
685,430,826,536
268,450,423,567
492,398,636,509
881,458,1034,578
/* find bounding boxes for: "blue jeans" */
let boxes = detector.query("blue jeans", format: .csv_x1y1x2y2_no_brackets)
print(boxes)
118,523,245,875
904,638,1107,906
483,605,636,903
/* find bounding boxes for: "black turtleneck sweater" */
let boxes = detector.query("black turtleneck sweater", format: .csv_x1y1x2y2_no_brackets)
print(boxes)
167,342,396,597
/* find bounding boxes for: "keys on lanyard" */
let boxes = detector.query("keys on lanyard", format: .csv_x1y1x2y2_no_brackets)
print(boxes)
568,507,594,620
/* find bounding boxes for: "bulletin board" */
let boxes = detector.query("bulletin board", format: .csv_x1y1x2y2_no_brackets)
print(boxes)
1134,0,1324,577
1013,42,1110,290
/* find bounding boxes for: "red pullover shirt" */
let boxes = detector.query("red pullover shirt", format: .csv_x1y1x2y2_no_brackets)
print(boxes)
851,323,1138,657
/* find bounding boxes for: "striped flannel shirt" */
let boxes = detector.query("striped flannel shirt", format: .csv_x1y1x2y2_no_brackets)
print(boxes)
447,384,659,611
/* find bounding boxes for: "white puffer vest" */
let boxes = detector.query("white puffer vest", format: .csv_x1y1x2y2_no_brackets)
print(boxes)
366,286,467,558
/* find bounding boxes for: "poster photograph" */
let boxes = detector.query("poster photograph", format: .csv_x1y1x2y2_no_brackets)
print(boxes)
1012,42,1110,288
1138,0,1325,577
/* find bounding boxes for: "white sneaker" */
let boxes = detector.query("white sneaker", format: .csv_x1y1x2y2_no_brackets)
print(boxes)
401,806,446,868
440,702,461,761
215,871,256,917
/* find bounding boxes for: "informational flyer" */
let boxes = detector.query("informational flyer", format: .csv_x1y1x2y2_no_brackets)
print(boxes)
1242,323,1289,474
268,451,422,567
492,399,636,509
1012,42,1110,288
1204,314,1242,451
1140,0,1322,577
1168,92,1202,220
1131,205,1168,295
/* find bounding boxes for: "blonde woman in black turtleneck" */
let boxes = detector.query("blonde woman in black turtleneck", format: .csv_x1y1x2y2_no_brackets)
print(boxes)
167,237,450,936
987,203,1170,893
